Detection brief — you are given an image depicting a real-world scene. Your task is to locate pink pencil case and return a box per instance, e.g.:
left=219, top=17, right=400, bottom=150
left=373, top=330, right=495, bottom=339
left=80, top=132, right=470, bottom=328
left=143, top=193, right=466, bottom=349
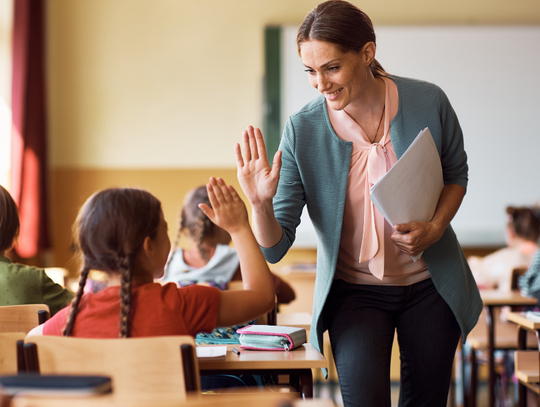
left=236, top=325, right=306, bottom=351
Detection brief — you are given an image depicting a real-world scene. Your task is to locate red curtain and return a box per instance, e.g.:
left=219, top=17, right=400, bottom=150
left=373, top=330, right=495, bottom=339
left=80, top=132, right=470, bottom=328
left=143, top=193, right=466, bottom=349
left=11, top=0, right=49, bottom=259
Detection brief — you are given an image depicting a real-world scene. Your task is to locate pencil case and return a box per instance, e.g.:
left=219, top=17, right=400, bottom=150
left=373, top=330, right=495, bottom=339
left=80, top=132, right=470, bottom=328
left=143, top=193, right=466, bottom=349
left=236, top=325, right=306, bottom=351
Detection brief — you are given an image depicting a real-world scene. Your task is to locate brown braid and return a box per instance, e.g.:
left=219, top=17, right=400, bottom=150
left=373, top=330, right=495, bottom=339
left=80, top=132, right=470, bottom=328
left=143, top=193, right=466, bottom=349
left=118, top=255, right=133, bottom=338
left=167, top=186, right=214, bottom=267
left=193, top=213, right=212, bottom=263
left=63, top=266, right=91, bottom=336
left=165, top=207, right=185, bottom=271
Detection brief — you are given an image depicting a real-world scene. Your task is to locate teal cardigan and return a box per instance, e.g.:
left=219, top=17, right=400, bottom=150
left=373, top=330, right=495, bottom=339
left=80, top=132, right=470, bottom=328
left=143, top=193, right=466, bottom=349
left=261, top=75, right=482, bottom=358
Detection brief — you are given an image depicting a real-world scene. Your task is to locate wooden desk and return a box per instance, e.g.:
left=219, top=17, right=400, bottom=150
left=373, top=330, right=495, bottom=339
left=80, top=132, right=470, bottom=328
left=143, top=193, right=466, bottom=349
left=507, top=312, right=540, bottom=407
left=198, top=344, right=327, bottom=398
left=6, top=390, right=336, bottom=407
left=476, top=290, right=538, bottom=407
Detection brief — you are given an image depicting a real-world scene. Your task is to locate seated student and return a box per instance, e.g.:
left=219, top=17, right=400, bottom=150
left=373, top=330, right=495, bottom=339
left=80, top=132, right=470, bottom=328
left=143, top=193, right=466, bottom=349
left=162, top=185, right=295, bottom=305
left=518, top=249, right=540, bottom=300
left=28, top=178, right=275, bottom=338
left=469, top=206, right=540, bottom=291
left=0, top=185, right=73, bottom=316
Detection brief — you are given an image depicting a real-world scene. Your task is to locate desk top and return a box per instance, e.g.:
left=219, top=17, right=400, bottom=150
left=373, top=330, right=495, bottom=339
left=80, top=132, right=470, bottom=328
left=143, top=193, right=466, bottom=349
left=7, top=390, right=335, bottom=407
left=480, top=290, right=538, bottom=306
left=198, top=343, right=327, bottom=371
left=507, top=312, right=540, bottom=330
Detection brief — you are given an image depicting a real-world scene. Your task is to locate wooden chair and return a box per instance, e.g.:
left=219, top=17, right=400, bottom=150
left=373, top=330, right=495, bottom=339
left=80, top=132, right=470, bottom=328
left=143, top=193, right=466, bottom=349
left=0, top=304, right=50, bottom=375
left=465, top=307, right=537, bottom=407
left=0, top=332, right=26, bottom=374
left=23, top=335, right=200, bottom=399
left=0, top=304, right=50, bottom=333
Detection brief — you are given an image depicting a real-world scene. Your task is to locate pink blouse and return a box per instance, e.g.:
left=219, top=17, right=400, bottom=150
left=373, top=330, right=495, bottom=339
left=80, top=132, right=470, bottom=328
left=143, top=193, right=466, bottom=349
left=329, top=77, right=430, bottom=286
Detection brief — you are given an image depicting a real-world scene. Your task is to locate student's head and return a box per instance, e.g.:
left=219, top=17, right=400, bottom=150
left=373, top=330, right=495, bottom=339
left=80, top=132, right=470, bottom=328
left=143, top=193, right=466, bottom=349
left=170, top=185, right=230, bottom=263
left=296, top=0, right=386, bottom=79
left=0, top=185, right=20, bottom=254
left=506, top=206, right=540, bottom=245
left=65, top=188, right=168, bottom=337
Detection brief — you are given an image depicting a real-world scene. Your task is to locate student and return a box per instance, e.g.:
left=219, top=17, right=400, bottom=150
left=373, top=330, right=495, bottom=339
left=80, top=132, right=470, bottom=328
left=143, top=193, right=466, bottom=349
left=28, top=178, right=275, bottom=337
left=469, top=206, right=540, bottom=291
left=518, top=249, right=540, bottom=301
left=162, top=185, right=295, bottom=305
left=0, top=185, right=73, bottom=316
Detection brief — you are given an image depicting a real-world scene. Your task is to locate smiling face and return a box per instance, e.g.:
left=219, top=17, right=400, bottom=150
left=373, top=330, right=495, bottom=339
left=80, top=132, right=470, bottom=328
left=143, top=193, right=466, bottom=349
left=300, top=40, right=375, bottom=111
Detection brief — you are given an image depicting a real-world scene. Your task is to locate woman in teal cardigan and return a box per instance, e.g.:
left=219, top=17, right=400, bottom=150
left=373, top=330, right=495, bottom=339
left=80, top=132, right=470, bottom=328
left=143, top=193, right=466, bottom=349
left=236, top=1, right=481, bottom=406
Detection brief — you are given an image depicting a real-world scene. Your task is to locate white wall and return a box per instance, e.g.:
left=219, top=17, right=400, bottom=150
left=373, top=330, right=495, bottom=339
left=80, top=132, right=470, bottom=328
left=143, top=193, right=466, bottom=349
left=282, top=25, right=540, bottom=247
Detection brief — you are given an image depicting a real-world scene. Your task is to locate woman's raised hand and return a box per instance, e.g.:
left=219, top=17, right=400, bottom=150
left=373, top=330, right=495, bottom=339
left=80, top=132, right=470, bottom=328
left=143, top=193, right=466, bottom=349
left=199, top=177, right=249, bottom=235
left=235, top=126, right=282, bottom=206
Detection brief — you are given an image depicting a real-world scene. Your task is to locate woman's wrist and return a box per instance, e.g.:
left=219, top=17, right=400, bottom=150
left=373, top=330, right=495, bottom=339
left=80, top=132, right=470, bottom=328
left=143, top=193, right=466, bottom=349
left=251, top=199, right=275, bottom=217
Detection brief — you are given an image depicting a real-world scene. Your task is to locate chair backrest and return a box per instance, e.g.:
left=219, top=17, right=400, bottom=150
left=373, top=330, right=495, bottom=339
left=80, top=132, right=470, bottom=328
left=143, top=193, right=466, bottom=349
left=0, top=332, right=26, bottom=374
left=0, top=304, right=50, bottom=333
left=511, top=267, right=529, bottom=290
left=24, top=335, right=200, bottom=398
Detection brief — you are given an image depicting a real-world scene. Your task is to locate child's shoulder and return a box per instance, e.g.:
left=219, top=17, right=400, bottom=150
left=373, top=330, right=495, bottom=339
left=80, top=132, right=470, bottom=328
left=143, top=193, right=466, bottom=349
left=0, top=258, right=46, bottom=283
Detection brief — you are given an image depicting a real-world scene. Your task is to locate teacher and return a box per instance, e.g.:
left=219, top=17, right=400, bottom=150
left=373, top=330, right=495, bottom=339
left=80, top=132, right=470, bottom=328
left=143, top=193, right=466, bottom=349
left=235, top=1, right=482, bottom=406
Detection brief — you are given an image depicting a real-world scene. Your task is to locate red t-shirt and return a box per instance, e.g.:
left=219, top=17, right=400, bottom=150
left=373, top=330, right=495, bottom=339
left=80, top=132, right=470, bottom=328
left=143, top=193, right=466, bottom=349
left=42, top=282, right=220, bottom=338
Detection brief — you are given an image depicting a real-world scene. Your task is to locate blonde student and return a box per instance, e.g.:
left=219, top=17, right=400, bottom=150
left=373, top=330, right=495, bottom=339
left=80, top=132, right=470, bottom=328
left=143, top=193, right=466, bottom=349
left=28, top=178, right=275, bottom=337
left=0, top=185, right=73, bottom=316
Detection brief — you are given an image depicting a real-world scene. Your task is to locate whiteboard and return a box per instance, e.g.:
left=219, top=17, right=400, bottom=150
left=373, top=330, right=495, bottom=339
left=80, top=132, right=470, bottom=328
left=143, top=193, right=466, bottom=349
left=281, top=25, right=540, bottom=248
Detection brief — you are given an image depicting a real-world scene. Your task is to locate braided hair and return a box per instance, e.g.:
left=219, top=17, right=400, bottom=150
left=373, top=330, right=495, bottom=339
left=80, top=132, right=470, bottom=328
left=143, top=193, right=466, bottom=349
left=64, top=188, right=162, bottom=338
left=166, top=186, right=215, bottom=271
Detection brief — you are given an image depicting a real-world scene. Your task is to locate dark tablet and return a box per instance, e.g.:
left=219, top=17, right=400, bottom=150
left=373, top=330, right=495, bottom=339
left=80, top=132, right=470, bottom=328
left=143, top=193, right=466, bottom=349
left=0, top=374, right=112, bottom=396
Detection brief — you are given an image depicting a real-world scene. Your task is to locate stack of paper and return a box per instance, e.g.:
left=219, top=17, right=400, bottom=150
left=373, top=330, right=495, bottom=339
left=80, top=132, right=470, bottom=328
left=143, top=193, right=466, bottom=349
left=195, top=346, right=227, bottom=359
left=369, top=127, right=443, bottom=261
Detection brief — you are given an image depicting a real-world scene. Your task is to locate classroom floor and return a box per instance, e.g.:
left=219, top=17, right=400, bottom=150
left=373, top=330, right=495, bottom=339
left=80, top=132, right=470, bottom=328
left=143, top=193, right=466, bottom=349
left=313, top=380, right=518, bottom=407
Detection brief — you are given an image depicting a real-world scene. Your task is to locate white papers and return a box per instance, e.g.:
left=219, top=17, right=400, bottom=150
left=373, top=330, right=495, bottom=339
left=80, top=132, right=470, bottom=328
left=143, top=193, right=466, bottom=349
left=369, top=127, right=443, bottom=261
left=195, top=346, right=227, bottom=359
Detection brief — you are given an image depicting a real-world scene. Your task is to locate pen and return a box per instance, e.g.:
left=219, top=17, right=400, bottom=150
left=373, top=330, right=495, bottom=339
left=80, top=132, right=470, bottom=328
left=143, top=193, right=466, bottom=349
left=232, top=347, right=241, bottom=355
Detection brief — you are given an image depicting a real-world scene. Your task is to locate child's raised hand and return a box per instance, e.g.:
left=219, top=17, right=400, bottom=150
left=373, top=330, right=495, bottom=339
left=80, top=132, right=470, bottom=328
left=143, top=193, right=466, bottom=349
left=198, top=177, right=249, bottom=234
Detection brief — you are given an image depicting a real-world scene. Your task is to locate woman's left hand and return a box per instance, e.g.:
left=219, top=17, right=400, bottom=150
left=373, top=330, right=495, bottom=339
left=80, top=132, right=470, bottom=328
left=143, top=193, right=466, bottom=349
left=391, top=184, right=466, bottom=257
left=391, top=221, right=443, bottom=257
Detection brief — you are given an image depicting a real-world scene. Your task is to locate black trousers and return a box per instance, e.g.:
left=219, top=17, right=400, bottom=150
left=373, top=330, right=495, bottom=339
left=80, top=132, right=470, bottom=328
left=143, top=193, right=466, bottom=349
left=322, top=278, right=461, bottom=407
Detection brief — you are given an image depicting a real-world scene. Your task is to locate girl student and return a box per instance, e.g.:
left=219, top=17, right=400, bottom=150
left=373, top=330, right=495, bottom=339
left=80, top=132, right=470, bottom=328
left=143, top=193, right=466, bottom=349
left=469, top=206, right=540, bottom=291
left=28, top=178, right=275, bottom=338
left=162, top=185, right=296, bottom=305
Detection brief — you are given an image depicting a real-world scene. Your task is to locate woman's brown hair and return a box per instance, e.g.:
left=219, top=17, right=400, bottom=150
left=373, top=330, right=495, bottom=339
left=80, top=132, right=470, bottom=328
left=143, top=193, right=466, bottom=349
left=64, top=188, right=162, bottom=338
left=0, top=185, right=20, bottom=253
left=167, top=186, right=214, bottom=270
left=507, top=206, right=540, bottom=243
left=297, top=0, right=387, bottom=78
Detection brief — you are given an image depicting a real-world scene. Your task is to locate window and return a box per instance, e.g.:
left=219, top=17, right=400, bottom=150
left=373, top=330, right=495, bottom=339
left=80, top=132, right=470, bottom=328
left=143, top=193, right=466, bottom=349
left=0, top=0, right=12, bottom=189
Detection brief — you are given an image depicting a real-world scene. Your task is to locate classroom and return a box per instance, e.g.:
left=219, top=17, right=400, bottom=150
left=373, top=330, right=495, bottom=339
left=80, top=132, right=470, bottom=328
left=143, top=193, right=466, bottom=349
left=1, top=0, right=540, bottom=407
